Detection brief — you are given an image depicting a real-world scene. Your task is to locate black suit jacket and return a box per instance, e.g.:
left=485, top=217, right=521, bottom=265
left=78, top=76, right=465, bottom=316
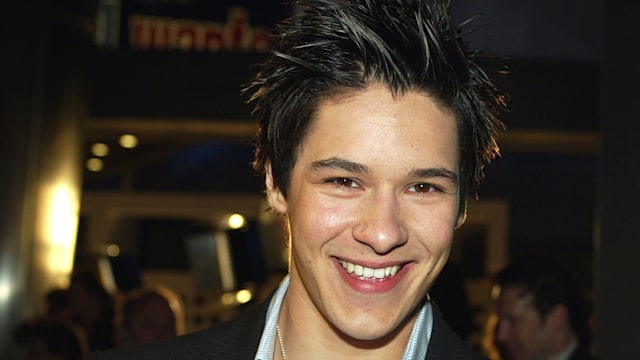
left=91, top=300, right=484, bottom=359
left=569, top=344, right=597, bottom=360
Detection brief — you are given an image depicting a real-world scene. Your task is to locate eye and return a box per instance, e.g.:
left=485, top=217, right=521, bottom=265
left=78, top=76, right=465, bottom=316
left=327, top=177, right=360, bottom=188
left=408, top=183, right=441, bottom=194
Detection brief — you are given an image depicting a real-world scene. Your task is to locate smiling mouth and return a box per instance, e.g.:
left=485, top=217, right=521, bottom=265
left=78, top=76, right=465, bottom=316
left=338, top=259, right=402, bottom=280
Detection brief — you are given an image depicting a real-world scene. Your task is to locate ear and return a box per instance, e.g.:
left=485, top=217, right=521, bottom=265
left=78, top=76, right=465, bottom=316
left=455, top=200, right=467, bottom=229
left=265, top=163, right=288, bottom=214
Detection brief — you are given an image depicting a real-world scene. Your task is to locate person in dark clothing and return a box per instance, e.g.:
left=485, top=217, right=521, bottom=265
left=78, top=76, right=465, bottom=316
left=67, top=269, right=116, bottom=351
left=493, top=253, right=595, bottom=360
left=14, top=318, right=90, bottom=360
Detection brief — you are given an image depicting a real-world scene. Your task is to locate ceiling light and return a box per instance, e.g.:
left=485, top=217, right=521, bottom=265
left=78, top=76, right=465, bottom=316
left=91, top=143, right=110, bottom=157
left=86, top=158, right=104, bottom=172
left=119, top=134, right=138, bottom=148
left=227, top=213, right=246, bottom=229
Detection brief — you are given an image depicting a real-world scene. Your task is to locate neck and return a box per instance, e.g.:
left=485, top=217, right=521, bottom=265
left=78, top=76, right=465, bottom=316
left=277, top=293, right=418, bottom=360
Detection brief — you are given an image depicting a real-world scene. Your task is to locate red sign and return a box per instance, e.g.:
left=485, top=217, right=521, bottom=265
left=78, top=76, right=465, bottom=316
left=129, top=7, right=270, bottom=52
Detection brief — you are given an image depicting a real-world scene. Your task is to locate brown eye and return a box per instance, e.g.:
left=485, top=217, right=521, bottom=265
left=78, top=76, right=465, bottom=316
left=327, top=178, right=359, bottom=188
left=336, top=178, right=357, bottom=187
left=409, top=183, right=441, bottom=194
left=414, top=183, right=429, bottom=192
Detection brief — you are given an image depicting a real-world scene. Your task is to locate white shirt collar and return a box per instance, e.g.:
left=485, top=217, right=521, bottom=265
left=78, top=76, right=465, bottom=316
left=254, top=275, right=432, bottom=360
left=549, top=338, right=579, bottom=360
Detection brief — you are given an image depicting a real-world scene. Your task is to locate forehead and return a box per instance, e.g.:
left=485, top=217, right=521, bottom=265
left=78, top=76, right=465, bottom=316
left=498, top=286, right=538, bottom=316
left=319, top=85, right=454, bottom=121
left=301, top=84, right=457, bottom=160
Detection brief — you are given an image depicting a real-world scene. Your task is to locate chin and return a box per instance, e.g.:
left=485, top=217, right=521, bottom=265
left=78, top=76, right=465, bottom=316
left=331, top=312, right=406, bottom=344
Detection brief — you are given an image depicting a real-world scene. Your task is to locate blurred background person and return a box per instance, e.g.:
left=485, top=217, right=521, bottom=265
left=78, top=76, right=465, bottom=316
left=492, top=253, right=594, bottom=360
left=114, top=286, right=185, bottom=347
left=13, top=318, right=90, bottom=360
left=45, top=288, right=72, bottom=321
left=67, top=269, right=116, bottom=351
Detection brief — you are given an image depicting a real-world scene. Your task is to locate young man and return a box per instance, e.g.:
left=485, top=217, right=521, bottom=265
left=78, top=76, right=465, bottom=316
left=493, top=254, right=594, bottom=360
left=92, top=0, right=504, bottom=358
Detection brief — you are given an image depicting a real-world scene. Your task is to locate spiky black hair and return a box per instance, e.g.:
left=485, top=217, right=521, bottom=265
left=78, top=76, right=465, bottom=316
left=247, top=0, right=506, bottom=207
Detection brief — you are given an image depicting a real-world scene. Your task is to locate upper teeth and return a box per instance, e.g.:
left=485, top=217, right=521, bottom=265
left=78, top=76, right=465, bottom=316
left=340, top=260, right=400, bottom=279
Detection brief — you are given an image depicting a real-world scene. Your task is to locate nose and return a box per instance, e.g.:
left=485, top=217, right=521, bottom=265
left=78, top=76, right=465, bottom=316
left=352, top=191, right=408, bottom=254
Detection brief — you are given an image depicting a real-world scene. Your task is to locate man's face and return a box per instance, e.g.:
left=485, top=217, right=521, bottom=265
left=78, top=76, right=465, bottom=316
left=495, top=286, right=556, bottom=360
left=267, top=84, right=463, bottom=341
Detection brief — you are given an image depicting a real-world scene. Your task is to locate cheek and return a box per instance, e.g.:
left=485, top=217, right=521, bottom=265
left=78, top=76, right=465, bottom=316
left=288, top=198, right=357, bottom=265
left=411, top=208, right=457, bottom=246
left=322, top=202, right=355, bottom=229
left=291, top=199, right=354, bottom=244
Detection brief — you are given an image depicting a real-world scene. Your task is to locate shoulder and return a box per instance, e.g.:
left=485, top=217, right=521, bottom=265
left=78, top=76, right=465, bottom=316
left=90, top=301, right=269, bottom=360
left=426, top=303, right=487, bottom=360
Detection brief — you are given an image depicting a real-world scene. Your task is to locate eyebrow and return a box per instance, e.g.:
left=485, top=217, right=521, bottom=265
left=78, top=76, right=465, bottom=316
left=408, top=167, right=458, bottom=185
left=310, top=157, right=458, bottom=185
left=310, top=157, right=370, bottom=174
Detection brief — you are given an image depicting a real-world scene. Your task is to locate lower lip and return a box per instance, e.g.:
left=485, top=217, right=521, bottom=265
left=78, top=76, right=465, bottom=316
left=333, top=258, right=409, bottom=293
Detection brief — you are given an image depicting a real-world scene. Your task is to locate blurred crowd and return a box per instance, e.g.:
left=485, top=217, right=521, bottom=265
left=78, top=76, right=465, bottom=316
left=13, top=268, right=185, bottom=360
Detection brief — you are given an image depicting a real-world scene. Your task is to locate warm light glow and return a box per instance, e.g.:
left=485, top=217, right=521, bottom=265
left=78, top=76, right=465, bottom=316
left=491, top=284, right=501, bottom=300
left=227, top=213, right=246, bottom=229
left=221, top=292, right=235, bottom=305
left=119, top=134, right=138, bottom=148
left=37, top=183, right=80, bottom=289
left=106, top=244, right=120, bottom=257
left=49, top=188, right=76, bottom=243
left=0, top=280, right=9, bottom=303
left=86, top=158, right=104, bottom=172
left=91, top=142, right=110, bottom=157
left=235, top=289, right=253, bottom=304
